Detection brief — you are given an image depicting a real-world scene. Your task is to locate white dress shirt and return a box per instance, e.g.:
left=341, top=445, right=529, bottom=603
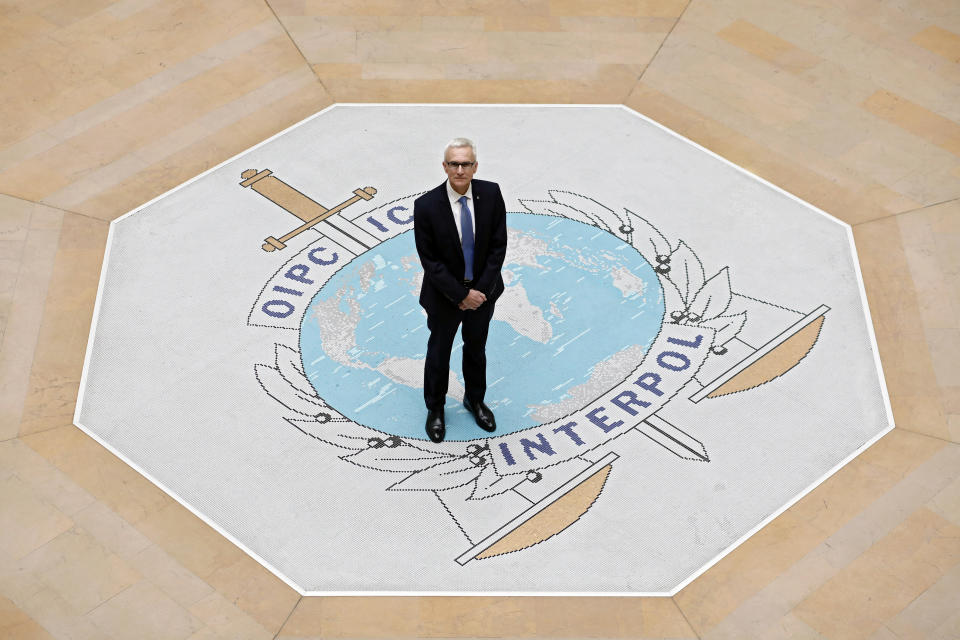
left=446, top=179, right=475, bottom=242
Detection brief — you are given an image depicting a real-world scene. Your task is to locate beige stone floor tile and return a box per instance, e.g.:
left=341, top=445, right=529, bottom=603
left=72, top=79, right=331, bottom=220
left=888, top=395, right=950, bottom=443
left=366, top=59, right=648, bottom=84
left=672, top=507, right=826, bottom=635
left=0, top=197, right=63, bottom=440
left=127, top=544, right=215, bottom=609
left=85, top=580, right=205, bottom=640
left=680, top=0, right=960, bottom=195
left=0, top=2, right=277, bottom=150
left=18, top=212, right=108, bottom=436
left=0, top=439, right=96, bottom=517
left=421, top=16, right=485, bottom=31
left=0, top=34, right=303, bottom=203
left=927, top=328, right=960, bottom=388
left=43, top=66, right=318, bottom=213
left=21, top=426, right=175, bottom=526
left=280, top=13, right=423, bottom=36
left=308, top=62, right=359, bottom=78
left=706, top=610, right=828, bottom=640
left=319, top=72, right=642, bottom=105
left=716, top=18, right=821, bottom=74
left=529, top=596, right=676, bottom=638
left=18, top=527, right=141, bottom=616
left=644, top=21, right=960, bottom=207
left=298, top=0, right=551, bottom=16
left=624, top=83, right=919, bottom=225
left=294, top=27, right=670, bottom=68
left=643, top=597, right=699, bottom=638
left=0, top=474, right=74, bottom=561
left=932, top=611, right=960, bottom=640
left=134, top=501, right=247, bottom=581
left=419, top=596, right=536, bottom=637
left=928, top=199, right=960, bottom=233
left=483, top=15, right=671, bottom=32
left=359, top=63, right=447, bottom=80
left=0, top=592, right=56, bottom=640
left=356, top=30, right=487, bottom=65
left=869, top=624, right=911, bottom=640
left=0, top=20, right=279, bottom=175
left=0, top=65, right=108, bottom=152
left=203, top=553, right=300, bottom=633
left=442, top=61, right=644, bottom=81
left=837, top=137, right=960, bottom=207
left=949, top=413, right=960, bottom=442
left=913, top=25, right=960, bottom=64
left=853, top=216, right=950, bottom=440
left=273, top=597, right=318, bottom=638
left=0, top=8, right=59, bottom=57
left=12, top=585, right=108, bottom=640
left=848, top=428, right=949, bottom=483
left=488, top=31, right=666, bottom=65
left=71, top=500, right=154, bottom=559
left=863, top=89, right=960, bottom=155
left=674, top=429, right=946, bottom=635
left=279, top=16, right=366, bottom=64
left=186, top=627, right=225, bottom=640
left=33, top=0, right=116, bottom=29
left=101, top=12, right=283, bottom=89
left=285, top=596, right=420, bottom=638
left=549, top=0, right=687, bottom=18
left=187, top=590, right=278, bottom=640
left=689, top=438, right=959, bottom=639
left=0, top=544, right=47, bottom=606
left=793, top=507, right=960, bottom=640
left=882, top=552, right=960, bottom=639
left=0, top=200, right=30, bottom=331
left=897, top=205, right=960, bottom=331
left=785, top=429, right=944, bottom=535
left=101, top=0, right=168, bottom=23
left=703, top=0, right=960, bottom=116
left=928, top=471, right=960, bottom=527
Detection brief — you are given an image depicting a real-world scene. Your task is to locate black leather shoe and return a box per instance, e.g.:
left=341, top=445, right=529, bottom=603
left=463, top=397, right=496, bottom=432
left=425, top=409, right=445, bottom=443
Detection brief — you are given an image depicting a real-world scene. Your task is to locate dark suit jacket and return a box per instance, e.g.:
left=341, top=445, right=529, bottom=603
left=413, top=178, right=507, bottom=314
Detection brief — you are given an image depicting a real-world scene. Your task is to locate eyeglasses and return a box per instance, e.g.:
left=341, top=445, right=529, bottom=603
left=445, top=161, right=476, bottom=169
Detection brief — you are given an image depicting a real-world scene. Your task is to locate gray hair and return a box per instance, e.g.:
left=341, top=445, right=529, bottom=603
left=444, top=137, right=477, bottom=159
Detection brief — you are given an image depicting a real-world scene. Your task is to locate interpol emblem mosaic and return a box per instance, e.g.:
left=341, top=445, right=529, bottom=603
left=76, top=105, right=893, bottom=595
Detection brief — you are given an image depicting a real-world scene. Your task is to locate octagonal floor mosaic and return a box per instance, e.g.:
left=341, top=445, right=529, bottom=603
left=75, top=105, right=892, bottom=595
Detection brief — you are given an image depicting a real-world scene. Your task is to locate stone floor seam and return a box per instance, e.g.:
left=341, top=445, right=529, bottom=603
left=890, top=426, right=959, bottom=447
left=671, top=595, right=703, bottom=640
left=0, top=192, right=104, bottom=224
left=262, top=0, right=334, bottom=102
left=272, top=595, right=303, bottom=640
left=848, top=195, right=960, bottom=228
left=632, top=0, right=695, bottom=94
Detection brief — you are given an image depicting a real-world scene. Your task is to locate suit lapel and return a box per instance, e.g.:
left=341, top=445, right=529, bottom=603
left=472, top=182, right=488, bottom=246
left=432, top=182, right=463, bottom=269
left=433, top=181, right=458, bottom=241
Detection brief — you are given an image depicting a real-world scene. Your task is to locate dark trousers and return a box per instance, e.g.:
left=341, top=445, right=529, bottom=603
left=423, top=297, right=497, bottom=412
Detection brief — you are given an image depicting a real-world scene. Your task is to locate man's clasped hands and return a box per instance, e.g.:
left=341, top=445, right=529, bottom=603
left=458, top=289, right=487, bottom=311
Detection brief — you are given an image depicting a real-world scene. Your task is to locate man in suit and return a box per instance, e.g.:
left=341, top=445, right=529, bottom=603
left=414, top=138, right=508, bottom=443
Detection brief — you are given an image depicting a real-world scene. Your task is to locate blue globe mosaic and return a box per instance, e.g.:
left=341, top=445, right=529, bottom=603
left=300, top=213, right=666, bottom=441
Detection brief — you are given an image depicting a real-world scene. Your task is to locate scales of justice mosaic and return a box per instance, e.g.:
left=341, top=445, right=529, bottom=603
left=241, top=166, right=828, bottom=566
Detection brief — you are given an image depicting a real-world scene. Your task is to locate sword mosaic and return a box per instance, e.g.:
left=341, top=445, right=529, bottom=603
left=76, top=105, right=893, bottom=595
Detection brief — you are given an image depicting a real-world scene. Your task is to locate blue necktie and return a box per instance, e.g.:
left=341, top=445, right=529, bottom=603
left=459, top=195, right=474, bottom=281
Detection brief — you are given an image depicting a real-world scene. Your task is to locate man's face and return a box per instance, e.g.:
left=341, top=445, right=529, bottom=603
left=443, top=146, right=478, bottom=195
